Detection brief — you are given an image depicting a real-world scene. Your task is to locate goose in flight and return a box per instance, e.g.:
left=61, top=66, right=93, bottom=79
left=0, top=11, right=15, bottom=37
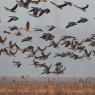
left=0, top=36, right=7, bottom=44
left=38, top=8, right=50, bottom=17
left=15, top=32, right=22, bottom=36
left=89, top=41, right=95, bottom=47
left=16, top=0, right=31, bottom=8
left=40, top=33, right=54, bottom=41
left=50, top=1, right=72, bottom=9
left=77, top=17, right=88, bottom=23
left=9, top=26, right=18, bottom=31
left=29, top=7, right=41, bottom=17
left=4, top=4, right=18, bottom=12
left=65, top=22, right=77, bottom=28
left=35, top=52, right=51, bottom=60
left=8, top=49, right=18, bottom=56
left=3, top=31, right=11, bottom=35
left=12, top=60, right=22, bottom=68
left=33, top=28, right=43, bottom=32
left=0, top=48, right=9, bottom=56
left=84, top=48, right=92, bottom=58
left=8, top=16, right=19, bottom=22
left=47, top=25, right=56, bottom=31
left=73, top=4, right=89, bottom=12
left=48, top=40, right=61, bottom=48
left=21, top=36, right=32, bottom=42
left=41, top=64, right=52, bottom=74
left=37, top=46, right=47, bottom=51
left=53, top=62, right=66, bottom=75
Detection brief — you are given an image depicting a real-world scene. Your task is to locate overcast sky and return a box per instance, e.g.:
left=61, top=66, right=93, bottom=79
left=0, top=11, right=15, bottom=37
left=0, top=0, right=95, bottom=77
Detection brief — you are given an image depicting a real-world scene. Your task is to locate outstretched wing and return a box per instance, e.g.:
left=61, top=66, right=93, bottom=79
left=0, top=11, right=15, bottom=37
left=4, top=7, right=10, bottom=11
left=11, top=4, right=18, bottom=11
left=82, top=4, right=89, bottom=9
left=8, top=18, right=14, bottom=22
left=50, top=1, right=58, bottom=7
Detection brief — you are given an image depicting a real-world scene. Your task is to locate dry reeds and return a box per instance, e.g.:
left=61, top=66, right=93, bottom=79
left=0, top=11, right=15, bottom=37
left=0, top=77, right=95, bottom=95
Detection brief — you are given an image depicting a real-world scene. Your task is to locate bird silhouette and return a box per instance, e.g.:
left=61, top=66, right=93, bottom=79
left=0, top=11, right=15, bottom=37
left=8, top=16, right=19, bottom=22
left=15, top=32, right=22, bottom=36
left=44, top=8, right=50, bottom=14
left=29, top=7, right=41, bottom=17
left=21, top=36, right=32, bottom=42
left=0, top=48, right=9, bottom=55
left=9, top=26, right=18, bottom=31
left=35, top=52, right=51, bottom=60
left=3, top=31, right=11, bottom=35
left=14, top=43, right=21, bottom=51
left=89, top=41, right=95, bottom=47
left=84, top=48, right=92, bottom=58
left=37, top=46, right=47, bottom=51
left=28, top=7, right=41, bottom=12
left=65, top=22, right=77, bottom=28
left=41, top=64, right=52, bottom=74
left=47, top=25, right=56, bottom=31
left=8, top=49, right=18, bottom=56
left=16, top=0, right=31, bottom=8
left=53, top=62, right=66, bottom=75
left=37, top=63, right=47, bottom=68
left=60, top=36, right=76, bottom=41
left=22, top=46, right=34, bottom=53
left=33, top=28, right=43, bottom=32
left=48, top=40, right=61, bottom=48
left=50, top=1, right=72, bottom=9
left=54, top=52, right=73, bottom=58
left=70, top=53, right=84, bottom=60
left=12, top=60, right=22, bottom=68
left=93, top=50, right=95, bottom=56
left=4, top=4, right=18, bottom=12
left=40, top=33, right=54, bottom=41
left=77, top=17, right=88, bottom=23
left=73, top=4, right=89, bottom=12
left=0, top=36, right=7, bottom=44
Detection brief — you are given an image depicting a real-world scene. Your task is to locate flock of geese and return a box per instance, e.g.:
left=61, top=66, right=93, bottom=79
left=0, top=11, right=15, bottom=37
left=0, top=0, right=95, bottom=75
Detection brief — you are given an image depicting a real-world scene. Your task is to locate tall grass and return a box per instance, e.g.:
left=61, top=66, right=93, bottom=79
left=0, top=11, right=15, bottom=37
left=0, top=77, right=95, bottom=95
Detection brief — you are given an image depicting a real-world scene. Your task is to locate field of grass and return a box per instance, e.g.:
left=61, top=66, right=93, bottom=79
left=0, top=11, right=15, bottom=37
left=0, top=77, right=95, bottom=95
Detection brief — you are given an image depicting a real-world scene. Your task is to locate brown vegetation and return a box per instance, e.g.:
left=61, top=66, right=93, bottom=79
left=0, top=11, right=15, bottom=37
left=0, top=77, right=95, bottom=95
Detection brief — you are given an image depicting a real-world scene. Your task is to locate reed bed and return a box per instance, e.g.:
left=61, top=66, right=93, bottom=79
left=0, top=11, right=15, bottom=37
left=0, top=77, right=95, bottom=95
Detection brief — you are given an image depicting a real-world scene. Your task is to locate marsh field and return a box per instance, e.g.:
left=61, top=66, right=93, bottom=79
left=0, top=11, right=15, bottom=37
left=0, top=77, right=95, bottom=95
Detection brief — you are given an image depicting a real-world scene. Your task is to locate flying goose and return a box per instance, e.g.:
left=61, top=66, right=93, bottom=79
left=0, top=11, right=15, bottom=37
left=12, top=60, right=22, bottom=68
left=50, top=1, right=72, bottom=9
left=73, top=4, right=89, bottom=12
left=47, top=25, right=56, bottom=31
left=4, top=4, right=18, bottom=12
left=9, top=26, right=18, bottom=31
left=41, top=64, right=52, bottom=74
left=21, top=36, right=32, bottom=42
left=8, top=16, right=19, bottom=22
left=77, top=17, right=88, bottom=23
left=0, top=36, right=7, bottom=44
left=65, top=22, right=77, bottom=28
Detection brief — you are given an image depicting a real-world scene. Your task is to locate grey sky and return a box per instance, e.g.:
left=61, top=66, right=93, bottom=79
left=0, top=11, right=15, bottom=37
left=0, top=0, right=95, bottom=77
